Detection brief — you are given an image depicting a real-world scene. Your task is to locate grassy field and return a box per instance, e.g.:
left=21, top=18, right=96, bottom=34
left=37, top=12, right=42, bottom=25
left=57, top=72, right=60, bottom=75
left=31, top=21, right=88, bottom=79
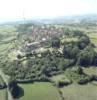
left=0, top=25, right=19, bottom=63
left=19, top=82, right=61, bottom=100
left=61, top=83, right=97, bottom=100
left=61, top=37, right=78, bottom=44
left=88, top=33, right=97, bottom=51
left=0, top=25, right=17, bottom=36
left=0, top=89, right=6, bottom=100
left=51, top=73, right=70, bottom=83
left=52, top=74, right=66, bottom=81
left=88, top=33, right=97, bottom=43
left=83, top=67, right=97, bottom=76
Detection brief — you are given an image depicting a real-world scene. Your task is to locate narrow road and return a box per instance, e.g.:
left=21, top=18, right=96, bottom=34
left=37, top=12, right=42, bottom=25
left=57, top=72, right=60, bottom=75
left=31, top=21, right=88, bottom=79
left=0, top=69, right=13, bottom=100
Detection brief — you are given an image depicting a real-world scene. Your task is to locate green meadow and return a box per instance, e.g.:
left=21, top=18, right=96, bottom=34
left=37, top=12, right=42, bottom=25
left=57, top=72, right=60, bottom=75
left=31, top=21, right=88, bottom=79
left=19, top=82, right=61, bottom=100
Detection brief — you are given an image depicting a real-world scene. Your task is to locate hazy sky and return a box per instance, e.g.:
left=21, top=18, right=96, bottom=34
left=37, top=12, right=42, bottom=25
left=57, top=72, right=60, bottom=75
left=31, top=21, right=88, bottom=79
left=0, top=0, right=97, bottom=23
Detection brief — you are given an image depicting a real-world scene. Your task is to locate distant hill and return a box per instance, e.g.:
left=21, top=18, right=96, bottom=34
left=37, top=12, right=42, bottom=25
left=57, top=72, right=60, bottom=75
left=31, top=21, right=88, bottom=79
left=0, top=14, right=97, bottom=25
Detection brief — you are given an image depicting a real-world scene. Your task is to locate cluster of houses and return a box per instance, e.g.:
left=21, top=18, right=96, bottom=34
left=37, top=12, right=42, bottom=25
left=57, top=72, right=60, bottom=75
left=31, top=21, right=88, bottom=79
left=31, top=25, right=65, bottom=41
left=18, top=25, right=65, bottom=57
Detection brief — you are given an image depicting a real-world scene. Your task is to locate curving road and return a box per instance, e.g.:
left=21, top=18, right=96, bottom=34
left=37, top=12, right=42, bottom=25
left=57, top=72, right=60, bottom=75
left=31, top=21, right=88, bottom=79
left=0, top=69, right=13, bottom=100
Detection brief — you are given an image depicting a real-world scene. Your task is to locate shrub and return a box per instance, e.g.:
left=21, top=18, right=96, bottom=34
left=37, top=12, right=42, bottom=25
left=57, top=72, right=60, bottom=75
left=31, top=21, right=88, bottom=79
left=78, top=35, right=90, bottom=49
left=51, top=37, right=60, bottom=48
left=65, top=67, right=91, bottom=84
left=57, top=78, right=72, bottom=87
left=77, top=46, right=96, bottom=66
left=17, top=54, right=23, bottom=59
left=63, top=43, right=80, bottom=59
left=77, top=76, right=91, bottom=85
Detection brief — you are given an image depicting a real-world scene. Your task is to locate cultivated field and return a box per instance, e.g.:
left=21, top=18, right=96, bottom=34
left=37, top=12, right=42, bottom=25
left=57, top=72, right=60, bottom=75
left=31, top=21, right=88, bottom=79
left=19, top=82, right=61, bottom=100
